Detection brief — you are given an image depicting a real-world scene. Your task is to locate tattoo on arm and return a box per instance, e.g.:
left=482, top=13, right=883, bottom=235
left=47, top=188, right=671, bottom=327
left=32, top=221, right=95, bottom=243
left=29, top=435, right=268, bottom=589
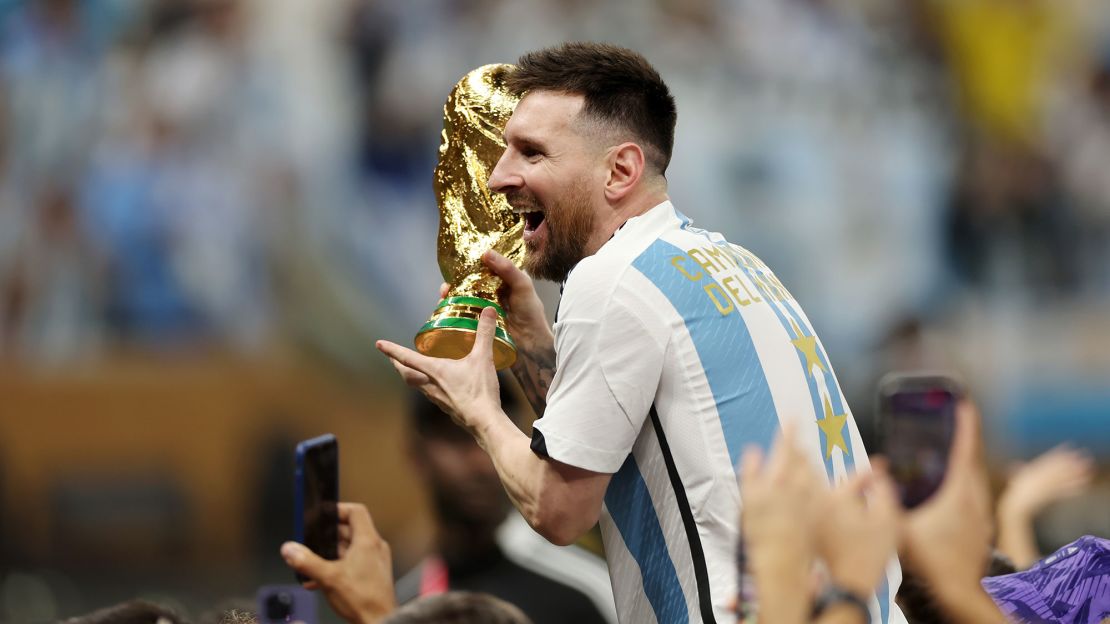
left=511, top=344, right=556, bottom=417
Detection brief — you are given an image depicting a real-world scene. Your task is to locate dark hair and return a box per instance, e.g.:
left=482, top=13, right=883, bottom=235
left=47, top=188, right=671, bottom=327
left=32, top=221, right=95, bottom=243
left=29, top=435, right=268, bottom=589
left=895, top=569, right=946, bottom=624
left=384, top=591, right=532, bottom=624
left=62, top=600, right=188, bottom=624
left=507, top=42, right=677, bottom=174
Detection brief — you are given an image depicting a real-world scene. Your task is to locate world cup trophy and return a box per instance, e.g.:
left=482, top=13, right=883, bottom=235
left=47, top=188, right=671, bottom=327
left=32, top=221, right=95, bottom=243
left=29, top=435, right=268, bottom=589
left=414, top=64, right=522, bottom=370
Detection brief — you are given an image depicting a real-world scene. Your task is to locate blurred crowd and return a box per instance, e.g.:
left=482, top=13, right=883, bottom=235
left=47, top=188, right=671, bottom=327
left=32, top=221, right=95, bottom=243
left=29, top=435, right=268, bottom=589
left=3, top=0, right=1110, bottom=620
left=2, top=0, right=1110, bottom=375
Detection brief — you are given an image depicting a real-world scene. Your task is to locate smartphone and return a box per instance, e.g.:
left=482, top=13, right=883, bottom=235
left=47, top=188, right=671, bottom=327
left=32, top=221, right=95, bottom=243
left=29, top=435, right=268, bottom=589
left=877, top=373, right=961, bottom=508
left=256, top=585, right=317, bottom=624
left=294, top=433, right=339, bottom=582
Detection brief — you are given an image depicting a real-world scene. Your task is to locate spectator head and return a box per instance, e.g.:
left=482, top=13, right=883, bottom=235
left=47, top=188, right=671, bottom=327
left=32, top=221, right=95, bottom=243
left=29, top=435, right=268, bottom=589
left=61, top=600, right=187, bottom=624
left=196, top=598, right=258, bottom=624
left=383, top=591, right=532, bottom=624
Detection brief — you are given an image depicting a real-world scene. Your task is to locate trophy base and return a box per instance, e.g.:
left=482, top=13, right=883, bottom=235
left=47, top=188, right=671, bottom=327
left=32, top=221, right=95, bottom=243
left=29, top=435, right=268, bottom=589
left=415, top=296, right=517, bottom=370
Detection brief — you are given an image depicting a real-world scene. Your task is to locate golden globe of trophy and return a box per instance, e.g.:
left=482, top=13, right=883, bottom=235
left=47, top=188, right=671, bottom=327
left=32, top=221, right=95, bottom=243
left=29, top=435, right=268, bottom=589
left=414, top=64, right=522, bottom=370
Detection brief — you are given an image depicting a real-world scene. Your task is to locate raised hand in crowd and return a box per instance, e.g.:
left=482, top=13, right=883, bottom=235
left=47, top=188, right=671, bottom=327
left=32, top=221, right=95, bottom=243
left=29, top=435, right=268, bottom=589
left=739, top=424, right=826, bottom=624
left=281, top=503, right=396, bottom=624
left=900, top=401, right=1008, bottom=624
left=739, top=424, right=902, bottom=624
left=814, top=462, right=901, bottom=615
left=996, top=444, right=1095, bottom=569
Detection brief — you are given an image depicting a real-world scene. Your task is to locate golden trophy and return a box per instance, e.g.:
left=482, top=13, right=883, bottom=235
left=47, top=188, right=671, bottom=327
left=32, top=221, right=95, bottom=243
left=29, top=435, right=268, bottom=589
left=414, top=64, right=522, bottom=370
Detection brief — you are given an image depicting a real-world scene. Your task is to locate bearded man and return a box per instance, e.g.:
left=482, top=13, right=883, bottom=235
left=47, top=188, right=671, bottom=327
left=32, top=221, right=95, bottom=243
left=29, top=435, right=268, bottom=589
left=378, top=42, right=905, bottom=624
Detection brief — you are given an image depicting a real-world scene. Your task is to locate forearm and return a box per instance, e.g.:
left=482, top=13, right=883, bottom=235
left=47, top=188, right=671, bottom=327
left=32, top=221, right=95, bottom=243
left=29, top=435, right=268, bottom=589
left=815, top=606, right=869, bottom=624
left=474, top=413, right=546, bottom=522
left=472, top=410, right=596, bottom=545
left=747, top=545, right=812, bottom=624
left=931, top=581, right=1008, bottom=624
left=996, top=500, right=1040, bottom=569
left=510, top=335, right=556, bottom=417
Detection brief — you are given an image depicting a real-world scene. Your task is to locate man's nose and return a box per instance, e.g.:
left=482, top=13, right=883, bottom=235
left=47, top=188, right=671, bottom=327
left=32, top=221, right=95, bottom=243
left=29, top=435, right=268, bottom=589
left=487, top=150, right=518, bottom=194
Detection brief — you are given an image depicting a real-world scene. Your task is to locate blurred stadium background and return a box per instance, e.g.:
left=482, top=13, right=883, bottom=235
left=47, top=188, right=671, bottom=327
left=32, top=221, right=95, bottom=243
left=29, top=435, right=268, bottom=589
left=1, top=0, right=1109, bottom=620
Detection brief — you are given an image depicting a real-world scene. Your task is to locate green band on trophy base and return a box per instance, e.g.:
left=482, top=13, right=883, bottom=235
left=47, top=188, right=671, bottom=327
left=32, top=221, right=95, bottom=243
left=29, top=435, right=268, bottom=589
left=417, top=317, right=515, bottom=348
left=435, top=296, right=507, bottom=318
left=415, top=296, right=517, bottom=370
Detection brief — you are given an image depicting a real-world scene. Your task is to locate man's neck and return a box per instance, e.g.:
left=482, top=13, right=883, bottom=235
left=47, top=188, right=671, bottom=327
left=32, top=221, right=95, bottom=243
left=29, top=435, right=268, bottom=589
left=588, top=188, right=670, bottom=255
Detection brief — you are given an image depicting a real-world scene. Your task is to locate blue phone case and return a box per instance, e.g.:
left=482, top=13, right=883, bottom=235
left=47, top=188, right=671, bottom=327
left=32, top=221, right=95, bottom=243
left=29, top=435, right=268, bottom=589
left=293, top=433, right=338, bottom=575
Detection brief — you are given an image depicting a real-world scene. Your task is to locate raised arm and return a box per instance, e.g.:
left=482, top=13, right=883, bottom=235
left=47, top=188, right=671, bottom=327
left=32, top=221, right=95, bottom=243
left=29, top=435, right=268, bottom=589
left=477, top=404, right=610, bottom=545
left=901, top=402, right=1008, bottom=624
left=996, top=444, right=1094, bottom=569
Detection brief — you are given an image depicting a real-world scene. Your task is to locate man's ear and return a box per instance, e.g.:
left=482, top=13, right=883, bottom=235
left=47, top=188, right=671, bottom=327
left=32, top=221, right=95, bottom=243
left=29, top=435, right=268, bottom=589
left=604, top=142, right=646, bottom=203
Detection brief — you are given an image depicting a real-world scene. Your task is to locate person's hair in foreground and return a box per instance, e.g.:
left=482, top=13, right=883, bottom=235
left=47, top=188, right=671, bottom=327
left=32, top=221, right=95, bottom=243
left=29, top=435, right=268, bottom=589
left=383, top=591, right=533, bottom=624
left=505, top=41, right=677, bottom=174
left=61, top=600, right=188, bottom=624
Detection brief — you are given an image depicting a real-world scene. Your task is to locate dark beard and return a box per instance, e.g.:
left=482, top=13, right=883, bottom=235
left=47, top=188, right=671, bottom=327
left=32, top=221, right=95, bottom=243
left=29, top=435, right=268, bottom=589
left=519, top=182, right=595, bottom=283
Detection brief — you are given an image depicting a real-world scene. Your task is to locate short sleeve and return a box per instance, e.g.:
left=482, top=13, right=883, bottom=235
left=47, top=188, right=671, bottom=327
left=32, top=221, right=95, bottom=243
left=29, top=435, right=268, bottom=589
left=532, top=281, right=667, bottom=473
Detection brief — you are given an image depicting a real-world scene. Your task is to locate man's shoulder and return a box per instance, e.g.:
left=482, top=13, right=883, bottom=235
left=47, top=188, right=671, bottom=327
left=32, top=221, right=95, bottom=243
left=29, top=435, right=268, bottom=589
left=562, top=251, right=633, bottom=309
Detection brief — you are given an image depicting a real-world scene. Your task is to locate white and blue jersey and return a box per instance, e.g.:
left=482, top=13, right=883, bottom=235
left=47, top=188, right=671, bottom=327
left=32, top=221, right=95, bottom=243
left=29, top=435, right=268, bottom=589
left=530, top=201, right=905, bottom=624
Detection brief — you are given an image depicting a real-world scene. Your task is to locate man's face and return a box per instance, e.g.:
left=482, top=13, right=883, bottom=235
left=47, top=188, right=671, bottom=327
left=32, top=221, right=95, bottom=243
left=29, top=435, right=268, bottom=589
left=489, top=91, right=605, bottom=282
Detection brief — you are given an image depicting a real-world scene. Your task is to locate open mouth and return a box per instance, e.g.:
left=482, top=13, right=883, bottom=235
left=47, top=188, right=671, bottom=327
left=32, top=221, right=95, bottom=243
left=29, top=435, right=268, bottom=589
left=523, top=210, right=545, bottom=233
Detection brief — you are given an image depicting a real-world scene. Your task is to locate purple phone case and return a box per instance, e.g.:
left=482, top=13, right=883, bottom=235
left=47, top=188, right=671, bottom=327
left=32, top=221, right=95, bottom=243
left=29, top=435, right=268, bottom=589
left=256, top=585, right=317, bottom=624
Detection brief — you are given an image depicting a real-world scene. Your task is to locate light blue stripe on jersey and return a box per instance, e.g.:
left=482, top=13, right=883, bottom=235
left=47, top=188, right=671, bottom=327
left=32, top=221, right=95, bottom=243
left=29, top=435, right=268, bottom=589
left=606, top=456, right=689, bottom=623
left=672, top=209, right=889, bottom=623
left=876, top=577, right=890, bottom=624
left=759, top=271, right=858, bottom=475
left=725, top=251, right=880, bottom=620
left=726, top=253, right=837, bottom=478
left=631, top=239, right=780, bottom=466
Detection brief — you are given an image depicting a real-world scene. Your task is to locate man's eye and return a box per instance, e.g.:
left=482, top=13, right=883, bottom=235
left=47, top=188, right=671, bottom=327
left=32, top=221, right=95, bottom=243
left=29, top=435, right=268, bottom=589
left=521, top=147, right=543, bottom=159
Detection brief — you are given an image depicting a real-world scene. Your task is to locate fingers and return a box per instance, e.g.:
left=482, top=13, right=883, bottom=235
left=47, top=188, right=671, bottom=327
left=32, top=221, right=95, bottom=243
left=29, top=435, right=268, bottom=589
left=483, top=250, right=530, bottom=289
left=390, top=357, right=431, bottom=387
left=339, top=502, right=381, bottom=544
left=376, top=340, right=436, bottom=376
left=281, top=541, right=332, bottom=585
left=739, top=445, right=764, bottom=486
left=949, top=400, right=983, bottom=475
left=839, top=469, right=875, bottom=498
left=938, top=401, right=991, bottom=519
left=765, top=420, right=802, bottom=478
left=468, top=307, right=497, bottom=362
left=868, top=466, right=902, bottom=517
left=439, top=282, right=451, bottom=299
left=1040, top=446, right=1094, bottom=474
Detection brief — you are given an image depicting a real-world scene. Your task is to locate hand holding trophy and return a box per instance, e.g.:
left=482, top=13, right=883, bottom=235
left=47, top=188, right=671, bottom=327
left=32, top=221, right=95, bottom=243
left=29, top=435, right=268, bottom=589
left=414, top=64, right=522, bottom=370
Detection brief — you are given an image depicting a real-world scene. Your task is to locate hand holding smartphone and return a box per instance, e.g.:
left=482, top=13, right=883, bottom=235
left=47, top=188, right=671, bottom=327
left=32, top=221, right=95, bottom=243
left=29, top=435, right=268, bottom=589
left=295, top=434, right=339, bottom=583
left=878, top=373, right=962, bottom=508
